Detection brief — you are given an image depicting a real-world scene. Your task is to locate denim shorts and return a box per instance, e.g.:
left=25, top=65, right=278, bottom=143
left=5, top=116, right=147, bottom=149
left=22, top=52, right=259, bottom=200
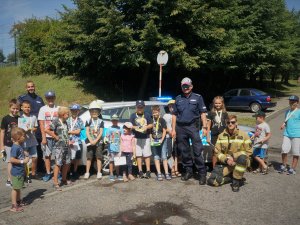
left=162, top=137, right=172, bottom=158
left=4, top=146, right=11, bottom=163
left=253, top=148, right=266, bottom=159
left=24, top=146, right=37, bottom=158
left=151, top=140, right=167, bottom=160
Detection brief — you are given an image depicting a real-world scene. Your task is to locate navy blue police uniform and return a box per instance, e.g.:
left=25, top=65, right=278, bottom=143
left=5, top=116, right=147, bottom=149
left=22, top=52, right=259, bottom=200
left=18, top=93, right=44, bottom=117
left=173, top=92, right=207, bottom=175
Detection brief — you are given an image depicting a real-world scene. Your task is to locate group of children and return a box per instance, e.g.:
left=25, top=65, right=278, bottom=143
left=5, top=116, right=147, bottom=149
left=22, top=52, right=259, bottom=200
left=1, top=86, right=299, bottom=212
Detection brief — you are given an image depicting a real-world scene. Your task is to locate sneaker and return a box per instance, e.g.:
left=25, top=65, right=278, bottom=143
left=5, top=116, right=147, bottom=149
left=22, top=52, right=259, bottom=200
left=42, top=173, right=52, bottom=182
left=145, top=171, right=151, bottom=179
left=109, top=175, right=115, bottom=181
left=128, top=174, right=135, bottom=181
left=26, top=176, right=32, bottom=184
left=287, top=168, right=296, bottom=175
left=97, top=172, right=102, bottom=180
left=84, top=173, right=90, bottom=180
left=123, top=175, right=129, bottom=182
left=6, top=180, right=12, bottom=187
left=278, top=165, right=287, bottom=174
left=117, top=175, right=123, bottom=181
left=138, top=171, right=144, bottom=179
left=262, top=166, right=268, bottom=175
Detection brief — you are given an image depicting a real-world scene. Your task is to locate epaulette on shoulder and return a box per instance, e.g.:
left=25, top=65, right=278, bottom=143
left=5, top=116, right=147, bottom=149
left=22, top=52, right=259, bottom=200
left=175, top=94, right=181, bottom=99
left=19, top=94, right=26, bottom=99
left=194, top=93, right=201, bottom=97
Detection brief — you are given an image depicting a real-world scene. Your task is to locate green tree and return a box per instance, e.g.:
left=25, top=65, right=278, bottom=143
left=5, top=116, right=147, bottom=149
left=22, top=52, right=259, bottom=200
left=0, top=49, right=5, bottom=63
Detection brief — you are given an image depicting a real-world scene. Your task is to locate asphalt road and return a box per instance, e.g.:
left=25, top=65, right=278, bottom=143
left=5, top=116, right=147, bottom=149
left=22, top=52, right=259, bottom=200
left=0, top=108, right=299, bottom=225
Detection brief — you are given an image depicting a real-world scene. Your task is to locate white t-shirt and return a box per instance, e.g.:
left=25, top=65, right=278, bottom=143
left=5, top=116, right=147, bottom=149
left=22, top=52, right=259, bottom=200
left=163, top=113, right=172, bottom=138
left=253, top=122, right=271, bottom=149
left=38, top=105, right=59, bottom=138
left=18, top=114, right=38, bottom=148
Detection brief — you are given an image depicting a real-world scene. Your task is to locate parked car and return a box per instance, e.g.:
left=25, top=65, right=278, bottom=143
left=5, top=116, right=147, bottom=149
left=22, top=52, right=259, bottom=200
left=223, top=88, right=276, bottom=113
left=78, top=100, right=255, bottom=173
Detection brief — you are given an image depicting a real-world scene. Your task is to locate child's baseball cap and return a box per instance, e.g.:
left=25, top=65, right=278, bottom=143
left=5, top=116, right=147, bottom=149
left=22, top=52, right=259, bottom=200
left=289, top=95, right=299, bottom=101
left=167, top=99, right=175, bottom=105
left=45, top=91, right=55, bottom=98
left=181, top=77, right=192, bottom=86
left=123, top=122, right=133, bottom=129
left=70, top=104, right=81, bottom=110
left=111, top=114, right=119, bottom=121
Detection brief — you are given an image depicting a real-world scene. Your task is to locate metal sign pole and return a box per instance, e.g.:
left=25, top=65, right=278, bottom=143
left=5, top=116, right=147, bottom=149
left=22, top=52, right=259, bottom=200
left=159, top=64, right=162, bottom=97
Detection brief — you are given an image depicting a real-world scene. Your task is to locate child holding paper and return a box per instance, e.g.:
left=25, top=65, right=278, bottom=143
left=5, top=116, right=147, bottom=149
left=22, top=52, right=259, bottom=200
left=120, top=122, right=136, bottom=182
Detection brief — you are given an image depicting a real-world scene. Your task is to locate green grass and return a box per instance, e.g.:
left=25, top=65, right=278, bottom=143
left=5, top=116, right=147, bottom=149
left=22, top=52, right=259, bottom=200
left=0, top=66, right=97, bottom=119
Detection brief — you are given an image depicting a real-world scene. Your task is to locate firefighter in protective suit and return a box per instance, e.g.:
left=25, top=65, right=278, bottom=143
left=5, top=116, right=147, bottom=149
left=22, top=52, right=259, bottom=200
left=207, top=115, right=252, bottom=192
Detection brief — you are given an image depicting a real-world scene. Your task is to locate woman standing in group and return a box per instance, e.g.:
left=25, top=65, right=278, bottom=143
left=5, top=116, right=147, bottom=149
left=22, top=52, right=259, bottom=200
left=207, top=96, right=229, bottom=168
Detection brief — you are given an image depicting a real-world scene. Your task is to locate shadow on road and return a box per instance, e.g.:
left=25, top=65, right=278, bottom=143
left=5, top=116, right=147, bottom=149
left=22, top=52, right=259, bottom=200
left=65, top=202, right=204, bottom=225
left=23, top=189, right=47, bottom=204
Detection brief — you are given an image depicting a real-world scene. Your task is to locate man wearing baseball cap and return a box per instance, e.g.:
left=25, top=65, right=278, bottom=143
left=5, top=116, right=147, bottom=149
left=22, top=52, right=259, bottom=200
left=279, top=95, right=300, bottom=175
left=171, top=77, right=208, bottom=185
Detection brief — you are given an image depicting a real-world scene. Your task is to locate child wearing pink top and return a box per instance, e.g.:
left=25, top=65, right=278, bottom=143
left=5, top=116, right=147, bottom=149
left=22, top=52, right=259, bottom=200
left=120, top=122, right=136, bottom=182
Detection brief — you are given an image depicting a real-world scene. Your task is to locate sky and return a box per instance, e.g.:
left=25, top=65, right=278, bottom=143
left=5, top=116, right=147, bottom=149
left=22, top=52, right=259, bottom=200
left=0, top=0, right=300, bottom=58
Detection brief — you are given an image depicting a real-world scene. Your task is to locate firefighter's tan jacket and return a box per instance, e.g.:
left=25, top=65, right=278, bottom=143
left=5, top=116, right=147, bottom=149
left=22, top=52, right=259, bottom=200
left=214, top=128, right=252, bottom=164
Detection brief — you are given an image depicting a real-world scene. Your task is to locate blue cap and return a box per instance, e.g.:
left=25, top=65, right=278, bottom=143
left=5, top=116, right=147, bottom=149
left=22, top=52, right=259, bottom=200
left=289, top=95, right=299, bottom=101
left=45, top=91, right=55, bottom=98
left=136, top=100, right=145, bottom=107
left=70, top=104, right=81, bottom=110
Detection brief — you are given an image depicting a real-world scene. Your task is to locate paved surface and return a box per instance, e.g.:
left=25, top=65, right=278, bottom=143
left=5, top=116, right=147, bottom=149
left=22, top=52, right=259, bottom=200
left=0, top=96, right=299, bottom=225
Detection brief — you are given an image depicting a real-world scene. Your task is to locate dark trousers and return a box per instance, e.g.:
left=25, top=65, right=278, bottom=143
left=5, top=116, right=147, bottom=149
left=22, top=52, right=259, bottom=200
left=36, top=138, right=45, bottom=173
left=121, top=152, right=133, bottom=175
left=176, top=124, right=206, bottom=175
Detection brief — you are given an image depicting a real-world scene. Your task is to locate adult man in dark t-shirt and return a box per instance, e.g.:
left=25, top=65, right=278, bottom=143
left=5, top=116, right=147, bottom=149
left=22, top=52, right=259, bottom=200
left=18, top=81, right=45, bottom=174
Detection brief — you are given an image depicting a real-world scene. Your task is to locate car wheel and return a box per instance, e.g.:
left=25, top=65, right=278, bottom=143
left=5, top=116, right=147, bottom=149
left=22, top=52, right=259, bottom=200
left=250, top=102, right=261, bottom=113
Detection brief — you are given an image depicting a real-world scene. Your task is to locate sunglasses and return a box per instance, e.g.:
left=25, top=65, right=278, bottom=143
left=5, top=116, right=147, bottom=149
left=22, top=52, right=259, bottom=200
left=181, top=84, right=191, bottom=89
left=227, top=121, right=236, bottom=125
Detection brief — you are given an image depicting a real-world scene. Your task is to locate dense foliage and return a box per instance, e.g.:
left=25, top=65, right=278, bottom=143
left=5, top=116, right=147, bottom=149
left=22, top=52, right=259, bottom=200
left=13, top=0, right=300, bottom=100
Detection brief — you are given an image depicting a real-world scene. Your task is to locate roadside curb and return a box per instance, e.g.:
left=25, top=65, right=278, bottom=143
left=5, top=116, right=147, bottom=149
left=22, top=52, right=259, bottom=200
left=0, top=178, right=99, bottom=214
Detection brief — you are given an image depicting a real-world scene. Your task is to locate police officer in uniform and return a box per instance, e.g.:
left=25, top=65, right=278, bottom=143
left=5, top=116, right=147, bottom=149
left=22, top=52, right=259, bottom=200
left=171, top=77, right=208, bottom=185
left=207, top=115, right=252, bottom=192
left=18, top=81, right=45, bottom=174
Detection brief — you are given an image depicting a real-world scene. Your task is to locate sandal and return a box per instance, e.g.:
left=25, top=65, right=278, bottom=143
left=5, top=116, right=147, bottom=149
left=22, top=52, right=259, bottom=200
left=171, top=171, right=177, bottom=178
left=10, top=204, right=23, bottom=212
left=17, top=200, right=28, bottom=207
left=175, top=171, right=182, bottom=177
left=157, top=173, right=163, bottom=181
left=61, top=180, right=73, bottom=186
left=262, top=167, right=268, bottom=175
left=252, top=168, right=261, bottom=174
left=53, top=183, right=62, bottom=191
left=165, top=173, right=172, bottom=180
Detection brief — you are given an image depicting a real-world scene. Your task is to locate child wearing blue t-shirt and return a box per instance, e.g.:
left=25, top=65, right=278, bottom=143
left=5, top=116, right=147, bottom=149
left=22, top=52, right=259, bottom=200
left=10, top=128, right=28, bottom=212
left=106, top=114, right=122, bottom=181
left=279, top=95, right=300, bottom=175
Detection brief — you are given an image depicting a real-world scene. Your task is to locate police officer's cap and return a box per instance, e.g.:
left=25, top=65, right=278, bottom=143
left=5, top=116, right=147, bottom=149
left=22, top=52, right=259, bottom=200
left=181, top=77, right=192, bottom=86
left=70, top=104, right=81, bottom=110
left=289, top=95, right=299, bottom=101
left=45, top=91, right=55, bottom=98
left=136, top=100, right=145, bottom=107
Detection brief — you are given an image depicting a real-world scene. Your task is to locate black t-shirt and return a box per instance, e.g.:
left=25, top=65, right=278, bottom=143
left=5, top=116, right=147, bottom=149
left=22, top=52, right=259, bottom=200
left=151, top=117, right=167, bottom=139
left=130, top=112, right=153, bottom=139
left=1, top=115, right=19, bottom=147
left=207, top=111, right=228, bottom=136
